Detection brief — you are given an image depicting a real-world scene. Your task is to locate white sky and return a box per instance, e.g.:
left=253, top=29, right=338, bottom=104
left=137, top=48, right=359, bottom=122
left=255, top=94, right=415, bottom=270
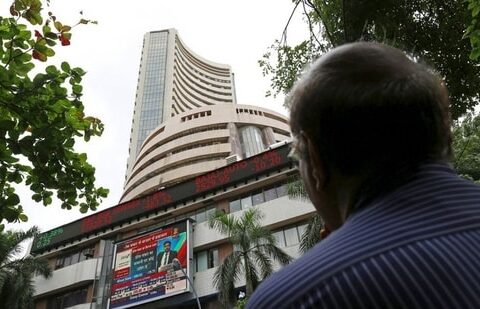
left=4, top=0, right=309, bottom=233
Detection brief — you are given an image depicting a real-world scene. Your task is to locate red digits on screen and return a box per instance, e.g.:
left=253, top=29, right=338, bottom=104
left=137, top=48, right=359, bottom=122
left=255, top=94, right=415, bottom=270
left=252, top=150, right=282, bottom=172
left=144, top=191, right=173, bottom=210
left=81, top=211, right=112, bottom=233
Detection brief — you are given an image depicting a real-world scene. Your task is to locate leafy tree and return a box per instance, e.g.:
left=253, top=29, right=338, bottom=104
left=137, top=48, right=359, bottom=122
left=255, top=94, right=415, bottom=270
left=465, top=0, right=480, bottom=60
left=208, top=208, right=292, bottom=307
left=0, top=226, right=51, bottom=309
left=452, top=112, right=480, bottom=183
left=0, top=0, right=108, bottom=228
left=260, top=0, right=480, bottom=119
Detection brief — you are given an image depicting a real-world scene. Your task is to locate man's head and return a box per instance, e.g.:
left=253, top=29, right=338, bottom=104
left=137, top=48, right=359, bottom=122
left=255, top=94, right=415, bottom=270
left=163, top=240, right=171, bottom=252
left=288, top=42, right=452, bottom=228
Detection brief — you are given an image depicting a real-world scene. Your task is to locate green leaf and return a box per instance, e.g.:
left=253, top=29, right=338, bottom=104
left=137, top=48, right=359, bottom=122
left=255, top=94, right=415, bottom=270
left=72, top=84, right=82, bottom=94
left=61, top=61, right=71, bottom=72
left=44, top=47, right=55, bottom=57
left=45, top=38, right=56, bottom=46
left=45, top=32, right=58, bottom=40
left=45, top=65, right=58, bottom=75
left=54, top=21, right=63, bottom=31
left=32, top=193, right=42, bottom=202
left=43, top=196, right=52, bottom=206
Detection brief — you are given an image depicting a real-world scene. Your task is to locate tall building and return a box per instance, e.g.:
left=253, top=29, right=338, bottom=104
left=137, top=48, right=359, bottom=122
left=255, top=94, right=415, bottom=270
left=126, top=29, right=236, bottom=180
left=30, top=30, right=314, bottom=309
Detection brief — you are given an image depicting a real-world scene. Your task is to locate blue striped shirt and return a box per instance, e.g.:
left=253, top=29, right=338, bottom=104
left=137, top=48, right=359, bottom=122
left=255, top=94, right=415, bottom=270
left=247, top=163, right=480, bottom=308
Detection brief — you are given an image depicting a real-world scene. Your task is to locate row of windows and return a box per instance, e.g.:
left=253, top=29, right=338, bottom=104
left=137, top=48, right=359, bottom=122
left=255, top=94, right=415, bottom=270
left=125, top=155, right=228, bottom=196
left=181, top=110, right=212, bottom=122
left=171, top=139, right=228, bottom=156
left=175, top=39, right=231, bottom=78
left=174, top=59, right=233, bottom=95
left=132, top=138, right=229, bottom=185
left=132, top=123, right=228, bottom=173
left=193, top=226, right=308, bottom=273
left=173, top=76, right=231, bottom=110
left=236, top=108, right=262, bottom=116
left=55, top=246, right=95, bottom=270
left=172, top=85, right=203, bottom=114
left=272, top=223, right=308, bottom=248
left=229, top=183, right=288, bottom=213
left=173, top=57, right=232, bottom=94
left=136, top=37, right=168, bottom=154
left=47, top=287, right=88, bottom=309
left=263, top=112, right=288, bottom=125
left=174, top=69, right=232, bottom=104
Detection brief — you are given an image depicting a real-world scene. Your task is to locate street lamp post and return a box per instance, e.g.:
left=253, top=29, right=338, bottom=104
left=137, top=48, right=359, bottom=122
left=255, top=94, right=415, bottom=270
left=172, top=258, right=201, bottom=309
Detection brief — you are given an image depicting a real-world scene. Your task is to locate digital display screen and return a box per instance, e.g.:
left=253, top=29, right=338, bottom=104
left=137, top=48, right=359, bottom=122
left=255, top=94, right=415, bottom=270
left=109, top=221, right=191, bottom=309
left=31, top=145, right=291, bottom=254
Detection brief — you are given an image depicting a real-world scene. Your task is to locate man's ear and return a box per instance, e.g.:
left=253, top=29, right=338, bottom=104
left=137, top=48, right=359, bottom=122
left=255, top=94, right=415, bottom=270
left=304, top=135, right=325, bottom=190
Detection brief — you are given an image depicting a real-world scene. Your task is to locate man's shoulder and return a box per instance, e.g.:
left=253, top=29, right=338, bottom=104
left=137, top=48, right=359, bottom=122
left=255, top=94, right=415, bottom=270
left=247, top=166, right=480, bottom=308
left=248, top=228, right=480, bottom=308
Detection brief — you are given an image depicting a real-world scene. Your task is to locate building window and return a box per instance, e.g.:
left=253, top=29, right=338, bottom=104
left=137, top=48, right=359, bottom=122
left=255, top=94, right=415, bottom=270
left=229, top=199, right=241, bottom=213
left=54, top=246, right=95, bottom=270
left=264, top=187, right=277, bottom=202
left=276, top=184, right=288, bottom=198
left=228, top=183, right=288, bottom=214
left=190, top=206, right=217, bottom=224
left=272, top=230, right=286, bottom=247
left=252, top=191, right=265, bottom=206
left=194, top=248, right=219, bottom=272
left=47, top=287, right=88, bottom=309
left=240, top=196, right=253, bottom=209
left=284, top=226, right=300, bottom=247
left=272, top=222, right=308, bottom=248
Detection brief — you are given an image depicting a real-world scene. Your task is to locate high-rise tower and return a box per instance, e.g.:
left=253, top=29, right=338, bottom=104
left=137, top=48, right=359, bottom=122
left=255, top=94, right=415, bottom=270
left=126, top=29, right=236, bottom=180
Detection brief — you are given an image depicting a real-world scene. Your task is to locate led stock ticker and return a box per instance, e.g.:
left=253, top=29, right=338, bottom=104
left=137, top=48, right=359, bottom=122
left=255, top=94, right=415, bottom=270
left=31, top=145, right=291, bottom=254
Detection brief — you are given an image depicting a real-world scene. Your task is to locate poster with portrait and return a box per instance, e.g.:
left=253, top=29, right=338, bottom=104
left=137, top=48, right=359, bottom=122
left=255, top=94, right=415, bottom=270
left=109, top=220, right=190, bottom=309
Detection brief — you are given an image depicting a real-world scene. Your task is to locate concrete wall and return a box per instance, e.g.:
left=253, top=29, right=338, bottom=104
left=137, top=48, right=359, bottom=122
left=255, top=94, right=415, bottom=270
left=33, top=258, right=101, bottom=297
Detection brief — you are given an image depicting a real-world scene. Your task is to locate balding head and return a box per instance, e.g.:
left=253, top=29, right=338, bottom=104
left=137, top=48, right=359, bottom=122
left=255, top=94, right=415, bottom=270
left=289, top=42, right=452, bottom=203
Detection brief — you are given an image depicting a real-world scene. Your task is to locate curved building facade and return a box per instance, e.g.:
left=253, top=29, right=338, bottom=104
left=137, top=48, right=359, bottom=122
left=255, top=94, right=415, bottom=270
left=126, top=29, right=236, bottom=178
left=121, top=104, right=291, bottom=202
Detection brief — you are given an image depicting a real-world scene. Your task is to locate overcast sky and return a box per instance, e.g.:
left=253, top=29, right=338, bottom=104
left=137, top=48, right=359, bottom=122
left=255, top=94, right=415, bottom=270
left=4, top=0, right=308, bottom=233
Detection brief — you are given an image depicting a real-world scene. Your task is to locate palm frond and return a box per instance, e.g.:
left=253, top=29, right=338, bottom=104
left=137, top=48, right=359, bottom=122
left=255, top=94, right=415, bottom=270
left=287, top=174, right=309, bottom=200
left=243, top=254, right=260, bottom=296
left=259, top=243, right=293, bottom=266
left=213, top=251, right=243, bottom=306
left=252, top=249, right=274, bottom=280
left=0, top=226, right=49, bottom=309
left=299, top=213, right=324, bottom=253
left=209, top=210, right=238, bottom=237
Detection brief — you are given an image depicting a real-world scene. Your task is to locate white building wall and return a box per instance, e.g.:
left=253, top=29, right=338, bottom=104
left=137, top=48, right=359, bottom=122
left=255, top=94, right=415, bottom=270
left=194, top=196, right=315, bottom=247
left=33, top=258, right=101, bottom=297
left=33, top=196, right=314, bottom=300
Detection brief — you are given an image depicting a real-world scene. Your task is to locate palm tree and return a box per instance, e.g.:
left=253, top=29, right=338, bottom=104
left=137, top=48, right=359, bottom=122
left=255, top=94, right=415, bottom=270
left=0, top=226, right=51, bottom=309
left=287, top=174, right=325, bottom=253
left=208, top=208, right=292, bottom=306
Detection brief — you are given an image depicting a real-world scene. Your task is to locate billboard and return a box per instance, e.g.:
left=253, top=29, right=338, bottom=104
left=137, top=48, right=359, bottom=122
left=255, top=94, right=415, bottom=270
left=108, top=221, right=191, bottom=309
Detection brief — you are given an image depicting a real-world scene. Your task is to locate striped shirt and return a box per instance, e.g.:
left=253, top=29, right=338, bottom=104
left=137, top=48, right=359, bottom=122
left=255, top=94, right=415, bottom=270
left=247, top=163, right=480, bottom=308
